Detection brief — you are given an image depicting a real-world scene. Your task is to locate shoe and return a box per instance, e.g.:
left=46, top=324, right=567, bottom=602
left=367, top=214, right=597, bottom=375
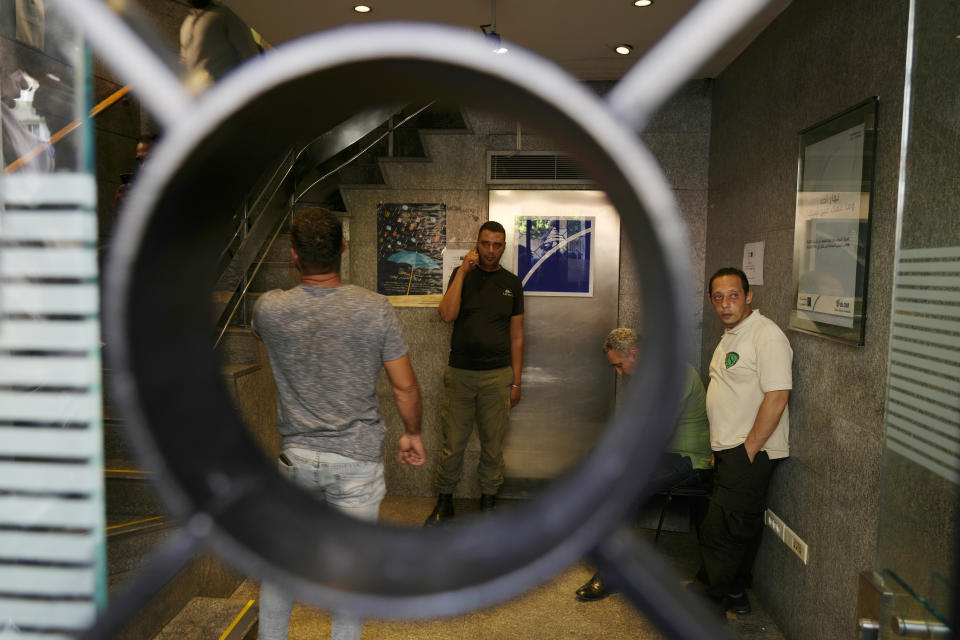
left=423, top=493, right=454, bottom=527
left=480, top=494, right=497, bottom=512
left=726, top=591, right=751, bottom=614
left=684, top=581, right=727, bottom=620
left=575, top=573, right=615, bottom=602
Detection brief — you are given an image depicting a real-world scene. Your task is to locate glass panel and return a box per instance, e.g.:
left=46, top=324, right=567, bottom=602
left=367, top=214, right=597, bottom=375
left=874, top=0, right=960, bottom=635
left=0, top=1, right=105, bottom=634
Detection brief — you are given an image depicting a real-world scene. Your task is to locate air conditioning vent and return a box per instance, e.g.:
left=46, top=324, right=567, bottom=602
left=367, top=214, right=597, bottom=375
left=487, top=152, right=593, bottom=184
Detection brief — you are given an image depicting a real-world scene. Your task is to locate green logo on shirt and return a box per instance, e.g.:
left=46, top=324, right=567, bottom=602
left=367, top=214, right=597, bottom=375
left=725, top=352, right=740, bottom=368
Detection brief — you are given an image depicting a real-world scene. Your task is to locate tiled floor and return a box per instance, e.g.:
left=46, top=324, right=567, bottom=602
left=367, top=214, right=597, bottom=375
left=234, top=496, right=786, bottom=640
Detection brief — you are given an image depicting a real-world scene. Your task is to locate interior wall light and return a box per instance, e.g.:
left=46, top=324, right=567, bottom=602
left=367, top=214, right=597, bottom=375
left=615, top=44, right=633, bottom=55
left=480, top=0, right=508, bottom=54
left=353, top=5, right=372, bottom=13
left=634, top=0, right=653, bottom=6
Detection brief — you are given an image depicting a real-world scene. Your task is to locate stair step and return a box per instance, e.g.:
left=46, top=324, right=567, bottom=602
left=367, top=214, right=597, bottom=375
left=106, top=514, right=175, bottom=576
left=250, top=260, right=298, bottom=292
left=105, top=459, right=166, bottom=516
left=264, top=233, right=291, bottom=262
left=154, top=596, right=257, bottom=640
left=216, top=327, right=260, bottom=366
left=224, top=292, right=263, bottom=327
left=104, top=417, right=136, bottom=460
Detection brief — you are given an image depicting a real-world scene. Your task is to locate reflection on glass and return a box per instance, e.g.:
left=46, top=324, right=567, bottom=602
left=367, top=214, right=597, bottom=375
left=0, top=1, right=105, bottom=634
left=872, top=0, right=959, bottom=635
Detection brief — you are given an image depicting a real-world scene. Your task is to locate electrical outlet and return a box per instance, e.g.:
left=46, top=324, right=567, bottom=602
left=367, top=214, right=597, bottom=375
left=785, top=529, right=809, bottom=564
left=765, top=509, right=808, bottom=565
left=765, top=509, right=785, bottom=538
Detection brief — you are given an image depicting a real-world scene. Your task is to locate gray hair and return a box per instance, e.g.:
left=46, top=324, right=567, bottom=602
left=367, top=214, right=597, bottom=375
left=602, top=328, right=638, bottom=354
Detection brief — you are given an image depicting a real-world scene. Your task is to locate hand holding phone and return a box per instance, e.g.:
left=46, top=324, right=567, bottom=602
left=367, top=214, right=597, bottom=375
left=463, top=243, right=479, bottom=272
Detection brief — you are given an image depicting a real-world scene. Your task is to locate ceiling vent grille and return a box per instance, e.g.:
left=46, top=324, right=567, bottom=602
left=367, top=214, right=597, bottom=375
left=487, top=151, right=593, bottom=184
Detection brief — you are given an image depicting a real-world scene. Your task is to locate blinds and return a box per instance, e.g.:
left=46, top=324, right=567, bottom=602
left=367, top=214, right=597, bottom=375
left=886, top=247, right=960, bottom=485
left=0, top=174, right=105, bottom=637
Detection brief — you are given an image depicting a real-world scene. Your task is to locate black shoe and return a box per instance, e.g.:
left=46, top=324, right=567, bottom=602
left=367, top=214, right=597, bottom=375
left=684, top=581, right=728, bottom=620
left=480, top=494, right=497, bottom=512
left=424, top=493, right=454, bottom=527
left=575, top=573, right=615, bottom=602
left=726, top=591, right=751, bottom=614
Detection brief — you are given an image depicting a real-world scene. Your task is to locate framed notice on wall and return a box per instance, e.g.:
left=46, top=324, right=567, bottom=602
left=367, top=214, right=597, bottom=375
left=790, top=97, right=878, bottom=345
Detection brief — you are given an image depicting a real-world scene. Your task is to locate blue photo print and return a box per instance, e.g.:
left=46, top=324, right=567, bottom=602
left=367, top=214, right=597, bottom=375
left=515, top=216, right=594, bottom=296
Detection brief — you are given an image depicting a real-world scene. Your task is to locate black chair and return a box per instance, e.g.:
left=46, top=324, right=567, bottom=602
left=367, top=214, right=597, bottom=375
left=653, top=469, right=713, bottom=544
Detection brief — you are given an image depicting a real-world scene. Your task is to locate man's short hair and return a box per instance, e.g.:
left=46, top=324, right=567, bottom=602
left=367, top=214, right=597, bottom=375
left=291, top=207, right=343, bottom=273
left=602, top=328, right=638, bottom=354
left=478, top=220, right=506, bottom=240
left=709, top=267, right=750, bottom=295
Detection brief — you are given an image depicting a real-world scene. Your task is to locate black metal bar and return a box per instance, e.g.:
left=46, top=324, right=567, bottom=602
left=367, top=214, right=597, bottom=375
left=595, top=526, right=740, bottom=640
left=79, top=526, right=202, bottom=640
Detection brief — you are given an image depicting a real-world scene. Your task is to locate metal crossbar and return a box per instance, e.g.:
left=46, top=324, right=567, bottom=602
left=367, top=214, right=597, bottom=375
left=47, top=1, right=778, bottom=638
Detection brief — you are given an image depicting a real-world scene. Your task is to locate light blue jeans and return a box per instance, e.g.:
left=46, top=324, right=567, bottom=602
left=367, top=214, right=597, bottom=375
left=259, top=448, right=386, bottom=640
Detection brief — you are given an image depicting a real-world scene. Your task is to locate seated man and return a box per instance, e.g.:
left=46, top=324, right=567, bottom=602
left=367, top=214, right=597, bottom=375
left=575, top=328, right=712, bottom=602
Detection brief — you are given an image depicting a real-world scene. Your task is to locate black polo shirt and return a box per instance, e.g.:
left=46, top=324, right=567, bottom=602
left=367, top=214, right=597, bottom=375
left=449, top=266, right=524, bottom=370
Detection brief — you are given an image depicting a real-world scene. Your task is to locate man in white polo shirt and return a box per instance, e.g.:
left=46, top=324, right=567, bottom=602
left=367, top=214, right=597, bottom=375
left=696, top=267, right=792, bottom=616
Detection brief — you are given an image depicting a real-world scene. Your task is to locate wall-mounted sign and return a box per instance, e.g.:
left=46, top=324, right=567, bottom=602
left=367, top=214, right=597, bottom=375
left=790, top=98, right=878, bottom=345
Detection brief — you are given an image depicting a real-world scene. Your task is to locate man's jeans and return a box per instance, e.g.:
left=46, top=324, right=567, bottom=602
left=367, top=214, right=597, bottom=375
left=259, top=448, right=385, bottom=640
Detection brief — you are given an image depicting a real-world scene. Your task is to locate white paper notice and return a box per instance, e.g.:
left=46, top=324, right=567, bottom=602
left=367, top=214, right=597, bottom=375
left=442, top=248, right=469, bottom=293
left=742, top=241, right=765, bottom=286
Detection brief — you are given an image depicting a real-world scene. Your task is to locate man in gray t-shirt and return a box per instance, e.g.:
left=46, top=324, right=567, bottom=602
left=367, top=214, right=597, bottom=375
left=252, top=207, right=425, bottom=640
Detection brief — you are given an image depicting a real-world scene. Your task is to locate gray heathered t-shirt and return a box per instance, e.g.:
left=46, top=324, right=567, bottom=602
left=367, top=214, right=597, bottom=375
left=252, top=284, right=408, bottom=462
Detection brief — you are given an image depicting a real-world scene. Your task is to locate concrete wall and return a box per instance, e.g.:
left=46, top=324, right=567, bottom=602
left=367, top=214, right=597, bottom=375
left=703, top=1, right=909, bottom=637
left=338, top=82, right=712, bottom=498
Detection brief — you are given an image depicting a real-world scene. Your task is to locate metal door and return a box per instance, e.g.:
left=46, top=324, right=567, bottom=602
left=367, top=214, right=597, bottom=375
left=489, top=189, right=621, bottom=481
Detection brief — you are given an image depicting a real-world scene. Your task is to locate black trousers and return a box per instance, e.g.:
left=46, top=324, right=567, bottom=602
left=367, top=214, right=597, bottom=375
left=697, top=443, right=778, bottom=599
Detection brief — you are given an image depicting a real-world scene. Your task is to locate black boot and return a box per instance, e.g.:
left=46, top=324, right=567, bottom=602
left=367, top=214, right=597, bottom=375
left=480, top=493, right=497, bottom=512
left=575, top=572, right=615, bottom=602
left=424, top=493, right=454, bottom=527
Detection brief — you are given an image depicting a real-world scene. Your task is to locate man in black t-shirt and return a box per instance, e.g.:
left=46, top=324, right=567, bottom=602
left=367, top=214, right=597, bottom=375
left=424, top=221, right=524, bottom=525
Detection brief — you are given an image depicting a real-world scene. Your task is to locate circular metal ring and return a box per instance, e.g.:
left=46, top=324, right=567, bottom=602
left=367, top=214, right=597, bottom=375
left=105, top=22, right=693, bottom=619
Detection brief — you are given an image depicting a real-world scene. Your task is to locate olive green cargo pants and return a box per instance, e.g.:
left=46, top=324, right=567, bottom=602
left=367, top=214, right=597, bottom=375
left=434, top=365, right=512, bottom=495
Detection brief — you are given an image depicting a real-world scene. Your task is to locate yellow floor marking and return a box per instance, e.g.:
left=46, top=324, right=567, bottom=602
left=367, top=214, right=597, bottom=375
left=218, top=599, right=255, bottom=640
left=105, top=516, right=164, bottom=531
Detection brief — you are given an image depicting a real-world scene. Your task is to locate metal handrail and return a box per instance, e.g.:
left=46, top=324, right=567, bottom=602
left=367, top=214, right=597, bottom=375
left=212, top=101, right=435, bottom=350
left=293, top=101, right=434, bottom=202
left=214, top=148, right=296, bottom=269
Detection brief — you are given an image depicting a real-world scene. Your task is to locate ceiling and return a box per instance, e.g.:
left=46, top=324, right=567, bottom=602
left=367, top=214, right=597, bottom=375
left=226, top=0, right=791, bottom=82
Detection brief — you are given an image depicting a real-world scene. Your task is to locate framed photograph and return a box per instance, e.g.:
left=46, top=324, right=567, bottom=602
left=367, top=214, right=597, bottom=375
left=790, top=97, right=879, bottom=345
left=376, top=202, right=446, bottom=306
left=514, top=216, right=595, bottom=297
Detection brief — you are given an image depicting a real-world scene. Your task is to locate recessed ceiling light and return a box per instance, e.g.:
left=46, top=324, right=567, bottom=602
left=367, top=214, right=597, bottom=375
left=615, top=44, right=633, bottom=55
left=634, top=0, right=653, bottom=6
left=353, top=5, right=372, bottom=13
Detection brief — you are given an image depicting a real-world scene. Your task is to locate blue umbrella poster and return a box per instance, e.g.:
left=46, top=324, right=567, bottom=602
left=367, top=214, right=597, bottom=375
left=377, top=203, right=446, bottom=302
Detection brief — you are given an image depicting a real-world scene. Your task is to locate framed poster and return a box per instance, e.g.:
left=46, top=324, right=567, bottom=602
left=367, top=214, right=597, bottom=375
left=514, top=216, right=595, bottom=297
left=790, top=98, right=878, bottom=345
left=376, top=203, right=446, bottom=306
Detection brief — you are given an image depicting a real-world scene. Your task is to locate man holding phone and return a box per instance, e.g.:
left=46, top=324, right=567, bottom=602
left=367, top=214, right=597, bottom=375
left=424, top=221, right=524, bottom=525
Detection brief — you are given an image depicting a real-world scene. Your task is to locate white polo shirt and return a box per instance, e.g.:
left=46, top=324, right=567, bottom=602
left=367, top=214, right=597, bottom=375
left=706, top=310, right=792, bottom=459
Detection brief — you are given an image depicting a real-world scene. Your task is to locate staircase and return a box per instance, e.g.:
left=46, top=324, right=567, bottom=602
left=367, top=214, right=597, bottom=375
left=102, top=330, right=273, bottom=639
